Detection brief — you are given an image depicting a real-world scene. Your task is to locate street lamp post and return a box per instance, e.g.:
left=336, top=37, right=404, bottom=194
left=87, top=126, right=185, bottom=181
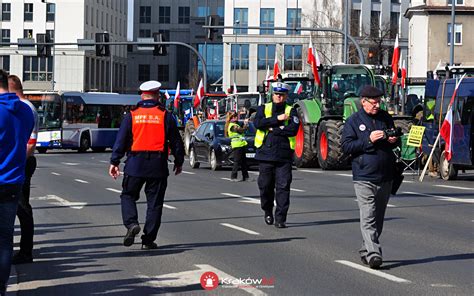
left=233, top=19, right=239, bottom=87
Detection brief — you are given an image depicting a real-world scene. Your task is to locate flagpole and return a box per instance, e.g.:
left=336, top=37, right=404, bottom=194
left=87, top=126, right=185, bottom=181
left=419, top=133, right=440, bottom=182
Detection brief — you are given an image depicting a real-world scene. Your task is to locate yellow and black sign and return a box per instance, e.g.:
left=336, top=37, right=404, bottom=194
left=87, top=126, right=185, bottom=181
left=407, top=125, right=425, bottom=147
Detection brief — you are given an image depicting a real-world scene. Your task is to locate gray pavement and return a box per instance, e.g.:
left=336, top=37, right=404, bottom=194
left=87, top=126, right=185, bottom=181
left=7, top=151, right=474, bottom=295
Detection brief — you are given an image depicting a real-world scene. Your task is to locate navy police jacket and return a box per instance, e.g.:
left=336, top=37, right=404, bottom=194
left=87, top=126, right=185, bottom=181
left=341, top=109, right=397, bottom=183
left=110, top=99, right=184, bottom=178
left=253, top=102, right=299, bottom=163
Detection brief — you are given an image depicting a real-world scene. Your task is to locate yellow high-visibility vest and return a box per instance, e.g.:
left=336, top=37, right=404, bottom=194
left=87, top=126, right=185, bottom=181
left=228, top=122, right=247, bottom=148
left=255, top=103, right=295, bottom=150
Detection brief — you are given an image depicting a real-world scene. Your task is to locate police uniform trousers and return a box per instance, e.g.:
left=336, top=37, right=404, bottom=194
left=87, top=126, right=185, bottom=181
left=354, top=180, right=392, bottom=261
left=17, top=156, right=37, bottom=256
left=120, top=174, right=167, bottom=244
left=258, top=161, right=292, bottom=223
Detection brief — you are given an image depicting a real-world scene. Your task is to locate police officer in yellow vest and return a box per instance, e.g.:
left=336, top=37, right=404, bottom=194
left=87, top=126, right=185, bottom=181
left=254, top=82, right=299, bottom=228
left=225, top=111, right=250, bottom=181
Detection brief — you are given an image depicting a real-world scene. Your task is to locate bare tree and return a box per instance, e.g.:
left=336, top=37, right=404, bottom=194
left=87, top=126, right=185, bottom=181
left=361, top=20, right=395, bottom=65
left=186, top=67, right=201, bottom=91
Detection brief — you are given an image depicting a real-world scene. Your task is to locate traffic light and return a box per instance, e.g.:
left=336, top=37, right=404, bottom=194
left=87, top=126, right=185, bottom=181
left=207, top=15, right=220, bottom=41
left=36, top=33, right=51, bottom=57
left=95, top=32, right=110, bottom=57
left=153, top=33, right=167, bottom=56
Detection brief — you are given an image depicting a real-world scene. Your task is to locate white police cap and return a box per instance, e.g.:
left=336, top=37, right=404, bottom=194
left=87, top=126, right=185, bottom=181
left=272, top=82, right=290, bottom=94
left=139, top=80, right=162, bottom=93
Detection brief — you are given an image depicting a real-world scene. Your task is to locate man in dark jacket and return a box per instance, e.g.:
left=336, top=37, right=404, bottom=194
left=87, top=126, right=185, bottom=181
left=254, top=82, right=299, bottom=228
left=109, top=80, right=184, bottom=250
left=341, top=85, right=399, bottom=269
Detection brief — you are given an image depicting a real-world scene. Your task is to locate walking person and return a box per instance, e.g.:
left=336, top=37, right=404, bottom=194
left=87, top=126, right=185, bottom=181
left=0, top=70, right=34, bottom=295
left=224, top=111, right=249, bottom=182
left=253, top=82, right=299, bottom=228
left=341, top=85, right=399, bottom=269
left=8, top=75, right=39, bottom=264
left=109, top=80, right=184, bottom=249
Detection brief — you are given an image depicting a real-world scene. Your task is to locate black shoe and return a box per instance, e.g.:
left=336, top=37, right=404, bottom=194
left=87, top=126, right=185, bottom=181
left=274, top=222, right=287, bottom=228
left=123, top=224, right=141, bottom=247
left=368, top=256, right=382, bottom=269
left=12, top=252, right=33, bottom=265
left=141, top=242, right=158, bottom=250
left=264, top=215, right=274, bottom=225
left=360, top=256, right=368, bottom=265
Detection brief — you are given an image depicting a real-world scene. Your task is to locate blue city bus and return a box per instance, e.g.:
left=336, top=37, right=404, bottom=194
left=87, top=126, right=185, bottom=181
left=24, top=91, right=141, bottom=153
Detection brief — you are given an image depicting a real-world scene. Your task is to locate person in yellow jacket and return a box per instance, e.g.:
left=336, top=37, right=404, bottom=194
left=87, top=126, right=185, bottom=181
left=225, top=111, right=250, bottom=181
left=253, top=82, right=299, bottom=228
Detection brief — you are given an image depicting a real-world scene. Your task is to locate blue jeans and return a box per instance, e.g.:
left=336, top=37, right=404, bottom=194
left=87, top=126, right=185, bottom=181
left=0, top=184, right=21, bottom=295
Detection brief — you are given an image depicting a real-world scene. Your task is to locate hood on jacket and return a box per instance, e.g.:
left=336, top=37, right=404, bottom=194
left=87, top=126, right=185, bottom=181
left=0, top=93, right=21, bottom=113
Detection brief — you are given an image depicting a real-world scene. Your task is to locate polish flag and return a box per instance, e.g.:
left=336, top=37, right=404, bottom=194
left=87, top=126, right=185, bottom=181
left=164, top=90, right=170, bottom=100
left=401, top=59, right=407, bottom=89
left=194, top=79, right=204, bottom=108
left=294, top=81, right=303, bottom=94
left=273, top=54, right=280, bottom=79
left=307, top=36, right=321, bottom=86
left=391, top=34, right=400, bottom=85
left=173, top=82, right=180, bottom=109
left=440, top=74, right=466, bottom=161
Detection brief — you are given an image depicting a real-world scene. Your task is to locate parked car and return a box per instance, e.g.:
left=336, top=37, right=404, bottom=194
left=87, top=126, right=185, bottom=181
left=189, top=120, right=258, bottom=170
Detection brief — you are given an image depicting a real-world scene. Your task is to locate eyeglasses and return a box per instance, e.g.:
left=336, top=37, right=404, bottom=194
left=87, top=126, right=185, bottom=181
left=363, top=99, right=381, bottom=106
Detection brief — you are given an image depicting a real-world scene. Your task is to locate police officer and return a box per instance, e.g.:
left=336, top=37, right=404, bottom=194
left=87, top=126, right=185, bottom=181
left=341, top=85, right=399, bottom=269
left=254, top=82, right=299, bottom=228
left=109, top=80, right=184, bottom=250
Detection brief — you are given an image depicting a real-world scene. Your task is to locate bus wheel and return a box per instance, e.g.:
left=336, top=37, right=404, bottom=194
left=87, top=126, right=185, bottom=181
left=78, top=134, right=90, bottom=153
left=37, top=148, right=47, bottom=154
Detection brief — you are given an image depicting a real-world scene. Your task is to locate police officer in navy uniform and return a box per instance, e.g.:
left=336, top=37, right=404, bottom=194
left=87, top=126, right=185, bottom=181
left=109, top=80, right=184, bottom=249
left=254, top=82, right=299, bottom=228
left=341, top=85, right=399, bottom=269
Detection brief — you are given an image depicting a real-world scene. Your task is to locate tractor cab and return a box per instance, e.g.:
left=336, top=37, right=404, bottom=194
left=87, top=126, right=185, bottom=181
left=263, top=72, right=316, bottom=106
left=161, top=89, right=194, bottom=129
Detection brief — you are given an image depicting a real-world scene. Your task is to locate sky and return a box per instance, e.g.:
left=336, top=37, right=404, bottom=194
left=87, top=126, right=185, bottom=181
left=127, top=0, right=133, bottom=40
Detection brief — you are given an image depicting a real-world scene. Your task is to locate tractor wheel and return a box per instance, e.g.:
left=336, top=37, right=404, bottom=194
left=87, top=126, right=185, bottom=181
left=294, top=108, right=318, bottom=168
left=316, top=120, right=346, bottom=170
left=440, top=150, right=458, bottom=180
left=78, top=133, right=90, bottom=153
left=184, top=120, right=196, bottom=156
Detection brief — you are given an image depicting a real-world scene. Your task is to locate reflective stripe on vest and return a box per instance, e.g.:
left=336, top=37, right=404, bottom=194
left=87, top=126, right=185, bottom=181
left=228, top=122, right=248, bottom=148
left=255, top=103, right=296, bottom=150
left=130, top=107, right=166, bottom=152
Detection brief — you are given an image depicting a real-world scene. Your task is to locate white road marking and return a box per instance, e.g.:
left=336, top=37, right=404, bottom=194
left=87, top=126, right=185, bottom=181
left=337, top=173, right=353, bottom=177
left=220, top=223, right=260, bottom=235
left=221, top=193, right=262, bottom=205
left=136, top=264, right=267, bottom=296
left=298, top=169, right=322, bottom=174
left=181, top=171, right=195, bottom=175
left=51, top=172, right=61, bottom=176
left=430, top=284, right=455, bottom=288
left=106, top=188, right=122, bottom=193
left=335, top=260, right=411, bottom=283
left=61, top=162, right=79, bottom=166
left=434, top=184, right=474, bottom=191
left=31, top=195, right=87, bottom=209
left=163, top=204, right=177, bottom=210
left=353, top=199, right=395, bottom=208
left=403, top=191, right=474, bottom=204
left=74, top=179, right=89, bottom=184
left=290, top=188, right=305, bottom=192
left=119, top=172, right=124, bottom=175
left=403, top=180, right=414, bottom=183
left=249, top=171, right=259, bottom=175
left=221, top=178, right=233, bottom=181
left=99, top=160, right=109, bottom=163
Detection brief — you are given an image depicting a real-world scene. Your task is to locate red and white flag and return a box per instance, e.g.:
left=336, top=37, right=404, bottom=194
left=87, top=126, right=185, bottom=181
left=164, top=90, right=170, bottom=100
left=273, top=54, right=280, bottom=79
left=401, top=58, right=407, bottom=89
left=391, top=34, right=400, bottom=85
left=307, top=35, right=321, bottom=86
left=194, top=79, right=204, bottom=108
left=173, top=82, right=181, bottom=109
left=440, top=74, right=466, bottom=161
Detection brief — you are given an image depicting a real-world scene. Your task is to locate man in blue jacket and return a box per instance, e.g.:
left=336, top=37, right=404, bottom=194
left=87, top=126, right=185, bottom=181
left=341, top=85, right=399, bottom=269
left=0, top=69, right=34, bottom=295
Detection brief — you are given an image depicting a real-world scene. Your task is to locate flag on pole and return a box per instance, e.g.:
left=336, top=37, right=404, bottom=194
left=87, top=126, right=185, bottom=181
left=164, top=90, right=170, bottom=100
left=440, top=74, right=466, bottom=161
left=233, top=82, right=238, bottom=94
left=391, top=34, right=400, bottom=85
left=194, top=79, right=204, bottom=108
left=173, top=82, right=181, bottom=109
left=273, top=54, right=280, bottom=79
left=307, top=35, right=321, bottom=86
left=294, top=81, right=303, bottom=94
left=401, top=58, right=407, bottom=89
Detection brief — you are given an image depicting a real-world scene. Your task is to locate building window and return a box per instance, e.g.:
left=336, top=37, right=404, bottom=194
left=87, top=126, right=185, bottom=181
left=260, top=9, right=274, bottom=35
left=257, top=45, right=275, bottom=70
left=448, top=0, right=464, bottom=5
left=178, top=7, right=190, bottom=24
left=234, top=8, right=248, bottom=34
left=159, top=7, right=171, bottom=24
left=23, top=56, right=53, bottom=81
left=390, top=12, right=399, bottom=39
left=46, top=3, right=55, bottom=22
left=0, top=56, right=10, bottom=73
left=447, top=23, right=462, bottom=45
left=231, top=44, right=249, bottom=70
left=2, top=3, right=11, bottom=21
left=138, top=64, right=150, bottom=82
left=46, top=30, right=54, bottom=42
left=1, top=29, right=10, bottom=46
left=287, top=8, right=301, bottom=35
left=197, top=6, right=210, bottom=17
left=284, top=45, right=302, bottom=71
left=24, top=3, right=33, bottom=22
left=24, top=29, right=33, bottom=39
left=139, top=6, right=151, bottom=23
left=139, top=29, right=151, bottom=38
left=157, top=65, right=169, bottom=82
left=198, top=44, right=223, bottom=84
left=217, top=6, right=224, bottom=18
left=370, top=11, right=380, bottom=37
left=350, top=10, right=361, bottom=37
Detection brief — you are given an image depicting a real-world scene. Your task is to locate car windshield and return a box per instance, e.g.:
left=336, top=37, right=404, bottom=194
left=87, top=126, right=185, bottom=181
left=285, top=80, right=315, bottom=104
left=330, top=67, right=373, bottom=102
left=215, top=121, right=256, bottom=137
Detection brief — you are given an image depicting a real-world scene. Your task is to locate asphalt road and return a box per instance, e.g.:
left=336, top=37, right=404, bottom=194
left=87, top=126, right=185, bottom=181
left=7, top=151, right=474, bottom=295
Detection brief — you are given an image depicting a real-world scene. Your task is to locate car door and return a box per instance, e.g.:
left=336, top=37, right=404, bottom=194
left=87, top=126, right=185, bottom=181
left=201, top=123, right=214, bottom=161
left=193, top=122, right=207, bottom=160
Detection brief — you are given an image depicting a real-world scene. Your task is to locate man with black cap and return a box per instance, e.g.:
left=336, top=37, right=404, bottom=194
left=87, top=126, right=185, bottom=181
left=109, top=80, right=184, bottom=250
left=341, top=85, right=399, bottom=269
left=254, top=82, right=299, bottom=229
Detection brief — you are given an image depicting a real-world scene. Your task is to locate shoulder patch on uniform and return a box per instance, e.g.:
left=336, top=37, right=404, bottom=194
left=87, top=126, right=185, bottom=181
left=359, top=124, right=366, bottom=131
left=293, top=116, right=299, bottom=124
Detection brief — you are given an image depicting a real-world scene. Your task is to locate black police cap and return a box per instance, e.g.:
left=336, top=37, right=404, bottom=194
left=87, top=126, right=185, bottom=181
left=360, top=85, right=384, bottom=98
